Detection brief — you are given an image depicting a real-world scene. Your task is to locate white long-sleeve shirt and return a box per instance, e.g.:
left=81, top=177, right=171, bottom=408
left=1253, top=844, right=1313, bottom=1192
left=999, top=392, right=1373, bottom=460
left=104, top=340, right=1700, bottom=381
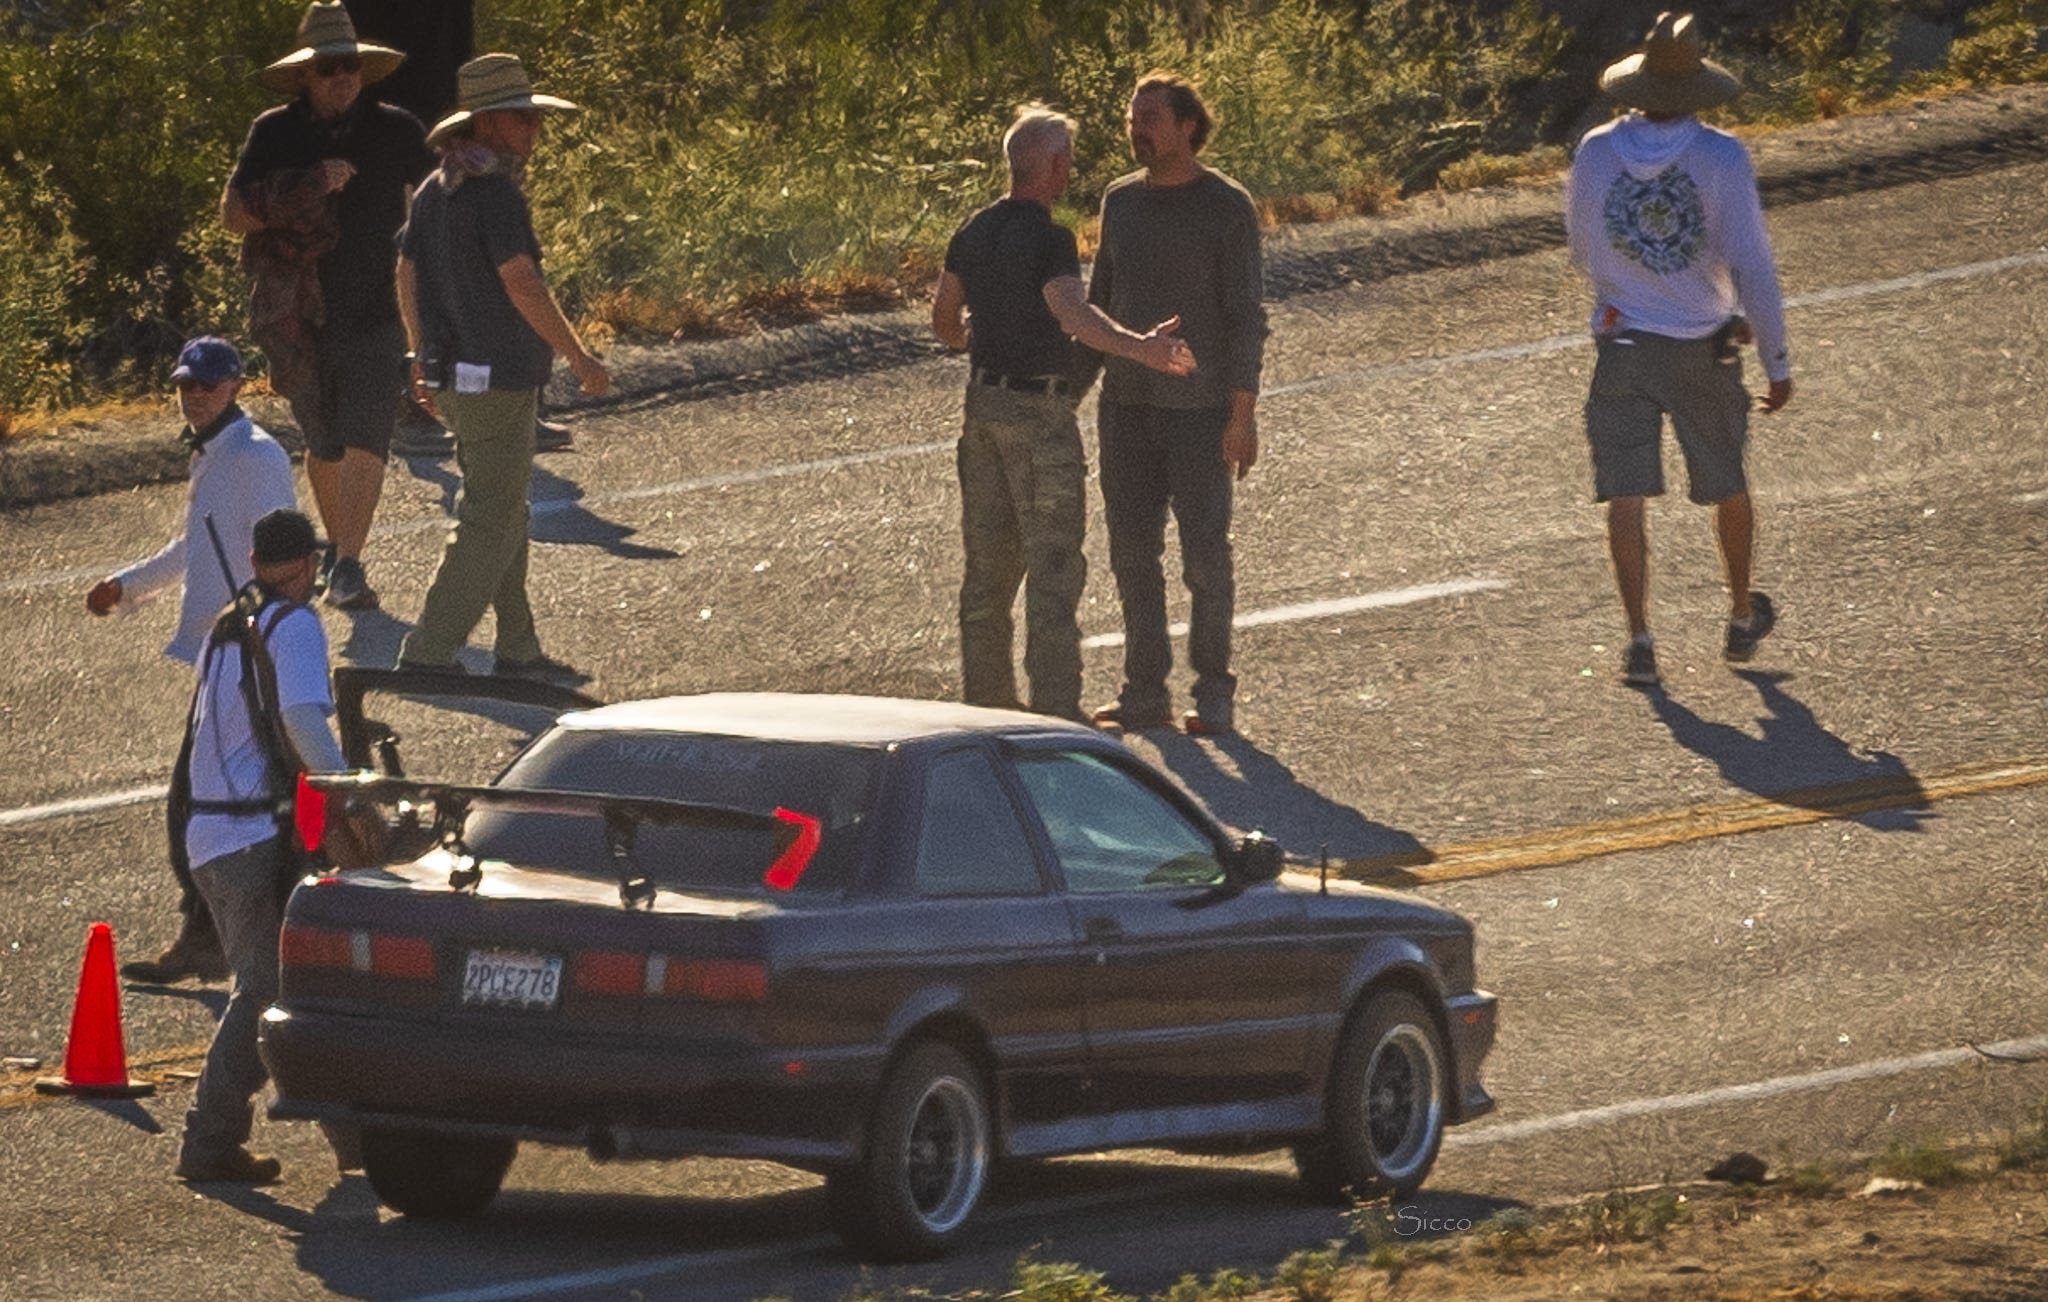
left=111, top=408, right=297, bottom=666
left=1566, top=114, right=1791, bottom=382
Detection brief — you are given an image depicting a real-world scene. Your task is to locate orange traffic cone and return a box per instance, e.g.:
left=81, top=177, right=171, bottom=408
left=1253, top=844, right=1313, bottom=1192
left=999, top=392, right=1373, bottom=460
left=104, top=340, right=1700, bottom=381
left=34, top=922, right=155, bottom=1098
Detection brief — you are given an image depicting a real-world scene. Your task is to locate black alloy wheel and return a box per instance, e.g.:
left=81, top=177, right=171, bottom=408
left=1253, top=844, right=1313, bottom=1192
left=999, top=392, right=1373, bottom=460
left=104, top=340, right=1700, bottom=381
left=825, top=1041, right=992, bottom=1262
left=1292, top=990, right=1448, bottom=1202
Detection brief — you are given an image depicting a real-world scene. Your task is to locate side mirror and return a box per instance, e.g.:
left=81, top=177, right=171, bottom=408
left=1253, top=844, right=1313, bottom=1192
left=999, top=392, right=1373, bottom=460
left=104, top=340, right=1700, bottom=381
left=1234, top=830, right=1284, bottom=883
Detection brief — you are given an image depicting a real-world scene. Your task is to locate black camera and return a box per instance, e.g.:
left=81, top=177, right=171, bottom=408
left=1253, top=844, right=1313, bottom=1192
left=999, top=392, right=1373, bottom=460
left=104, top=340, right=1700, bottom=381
left=410, top=349, right=448, bottom=391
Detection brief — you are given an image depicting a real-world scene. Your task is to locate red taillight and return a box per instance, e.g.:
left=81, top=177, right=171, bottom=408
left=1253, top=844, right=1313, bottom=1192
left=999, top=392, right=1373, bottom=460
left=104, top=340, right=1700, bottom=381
left=762, top=808, right=821, bottom=892
left=294, top=773, right=326, bottom=852
left=661, top=957, right=768, bottom=1003
left=574, top=950, right=645, bottom=996
left=279, top=924, right=433, bottom=980
left=280, top=923, right=351, bottom=969
left=371, top=935, right=436, bottom=980
left=566, top=952, right=772, bottom=1001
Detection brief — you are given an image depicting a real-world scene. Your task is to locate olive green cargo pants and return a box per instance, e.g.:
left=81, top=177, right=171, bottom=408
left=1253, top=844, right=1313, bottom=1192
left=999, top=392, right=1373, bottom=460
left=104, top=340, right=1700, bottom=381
left=399, top=387, right=543, bottom=667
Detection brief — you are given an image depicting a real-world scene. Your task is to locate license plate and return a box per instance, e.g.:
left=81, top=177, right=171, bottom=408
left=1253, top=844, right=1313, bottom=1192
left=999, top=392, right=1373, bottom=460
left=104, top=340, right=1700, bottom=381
left=462, top=949, right=563, bottom=1010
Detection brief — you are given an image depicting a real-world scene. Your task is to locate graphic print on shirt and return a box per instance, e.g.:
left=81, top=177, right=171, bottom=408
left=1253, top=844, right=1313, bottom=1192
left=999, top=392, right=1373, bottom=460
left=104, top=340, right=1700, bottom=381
left=1603, top=167, right=1706, bottom=276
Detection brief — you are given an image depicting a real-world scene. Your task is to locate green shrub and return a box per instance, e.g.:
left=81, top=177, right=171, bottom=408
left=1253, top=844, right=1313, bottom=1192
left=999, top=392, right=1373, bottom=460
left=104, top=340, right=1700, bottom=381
left=1872, top=1138, right=1968, bottom=1186
left=1009, top=1257, right=1134, bottom=1302
left=6, top=0, right=2048, bottom=417
left=0, top=2, right=283, bottom=404
left=1948, top=0, right=2048, bottom=84
left=1272, top=1243, right=1345, bottom=1302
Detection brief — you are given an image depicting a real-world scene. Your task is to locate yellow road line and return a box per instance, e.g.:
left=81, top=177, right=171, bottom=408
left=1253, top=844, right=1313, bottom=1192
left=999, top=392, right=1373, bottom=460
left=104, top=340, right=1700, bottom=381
left=1338, top=757, right=2048, bottom=887
left=6, top=758, right=2044, bottom=1112
left=0, top=1041, right=209, bottom=1111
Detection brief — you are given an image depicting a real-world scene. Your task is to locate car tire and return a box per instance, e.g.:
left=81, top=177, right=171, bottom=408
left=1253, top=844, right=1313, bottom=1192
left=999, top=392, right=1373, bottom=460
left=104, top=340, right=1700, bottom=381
left=824, top=1042, right=991, bottom=1262
left=1293, top=990, right=1447, bottom=1202
left=362, top=1128, right=516, bottom=1220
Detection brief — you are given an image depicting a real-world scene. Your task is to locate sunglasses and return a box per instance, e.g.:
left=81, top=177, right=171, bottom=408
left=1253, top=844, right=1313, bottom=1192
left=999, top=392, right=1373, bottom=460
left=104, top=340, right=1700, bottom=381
left=310, top=54, right=362, bottom=78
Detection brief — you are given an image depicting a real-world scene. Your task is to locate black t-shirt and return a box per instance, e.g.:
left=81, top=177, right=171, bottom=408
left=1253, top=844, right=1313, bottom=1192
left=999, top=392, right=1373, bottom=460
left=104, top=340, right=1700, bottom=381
left=230, top=98, right=434, bottom=334
left=399, top=171, right=553, bottom=390
left=943, top=198, right=1081, bottom=379
left=342, top=0, right=473, bottom=124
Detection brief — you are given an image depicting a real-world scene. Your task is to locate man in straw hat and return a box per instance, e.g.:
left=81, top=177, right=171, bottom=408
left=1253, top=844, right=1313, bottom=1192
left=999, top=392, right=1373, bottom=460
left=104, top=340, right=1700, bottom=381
left=1567, top=12, right=1793, bottom=689
left=224, top=2, right=434, bottom=613
left=394, top=53, right=610, bottom=679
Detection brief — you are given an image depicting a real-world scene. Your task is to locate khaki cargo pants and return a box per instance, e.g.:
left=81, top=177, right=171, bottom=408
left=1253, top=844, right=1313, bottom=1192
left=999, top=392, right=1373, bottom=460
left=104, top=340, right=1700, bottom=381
left=956, top=383, right=1087, bottom=721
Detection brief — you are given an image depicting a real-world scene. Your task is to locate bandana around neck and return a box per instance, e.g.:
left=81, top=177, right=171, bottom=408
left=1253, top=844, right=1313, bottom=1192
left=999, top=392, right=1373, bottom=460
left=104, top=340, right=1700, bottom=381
left=181, top=403, right=244, bottom=454
left=438, top=140, right=525, bottom=193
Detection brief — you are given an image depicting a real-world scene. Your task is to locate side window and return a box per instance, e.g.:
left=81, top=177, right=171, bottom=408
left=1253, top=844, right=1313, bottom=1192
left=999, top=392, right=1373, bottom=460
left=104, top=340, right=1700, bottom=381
left=913, top=748, right=1044, bottom=898
left=1013, top=751, right=1223, bottom=893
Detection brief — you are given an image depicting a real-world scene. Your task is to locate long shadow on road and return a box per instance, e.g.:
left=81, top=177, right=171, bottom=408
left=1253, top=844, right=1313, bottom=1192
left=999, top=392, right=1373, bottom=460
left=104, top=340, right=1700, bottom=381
left=279, top=1152, right=1516, bottom=1301
left=1645, top=671, right=1932, bottom=832
left=1150, top=730, right=1430, bottom=864
left=397, top=452, right=679, bottom=561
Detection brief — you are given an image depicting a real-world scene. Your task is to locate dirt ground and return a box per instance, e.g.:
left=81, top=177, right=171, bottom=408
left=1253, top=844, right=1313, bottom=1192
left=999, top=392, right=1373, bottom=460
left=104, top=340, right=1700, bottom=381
left=1330, top=1155, right=2048, bottom=1301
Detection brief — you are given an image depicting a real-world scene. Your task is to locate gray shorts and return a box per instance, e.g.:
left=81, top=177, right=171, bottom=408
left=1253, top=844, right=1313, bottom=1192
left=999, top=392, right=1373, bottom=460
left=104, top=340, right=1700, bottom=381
left=1584, top=330, right=1749, bottom=505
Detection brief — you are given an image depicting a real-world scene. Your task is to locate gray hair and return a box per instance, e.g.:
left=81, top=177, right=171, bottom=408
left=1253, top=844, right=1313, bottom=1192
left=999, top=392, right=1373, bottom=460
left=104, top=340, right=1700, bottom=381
left=1003, top=104, right=1077, bottom=185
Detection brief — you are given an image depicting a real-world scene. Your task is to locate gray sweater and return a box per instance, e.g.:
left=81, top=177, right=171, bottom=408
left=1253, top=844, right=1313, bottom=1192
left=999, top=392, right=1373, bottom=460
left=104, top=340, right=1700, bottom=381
left=1084, top=167, right=1268, bottom=408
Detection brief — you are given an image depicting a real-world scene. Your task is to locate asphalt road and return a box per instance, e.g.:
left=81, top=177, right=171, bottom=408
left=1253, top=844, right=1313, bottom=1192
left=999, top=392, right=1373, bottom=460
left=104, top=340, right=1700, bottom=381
left=2, top=147, right=2046, bottom=1299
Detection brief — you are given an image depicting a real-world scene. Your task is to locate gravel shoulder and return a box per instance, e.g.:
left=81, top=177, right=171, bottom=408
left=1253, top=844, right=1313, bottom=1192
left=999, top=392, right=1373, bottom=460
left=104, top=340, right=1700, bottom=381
left=1351, top=1151, right=2048, bottom=1302
left=5, top=83, right=2047, bottom=512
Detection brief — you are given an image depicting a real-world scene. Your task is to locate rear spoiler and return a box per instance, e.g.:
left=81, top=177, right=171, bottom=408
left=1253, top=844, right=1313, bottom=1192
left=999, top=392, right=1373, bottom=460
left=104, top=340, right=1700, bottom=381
left=304, top=772, right=822, bottom=906
left=331, top=665, right=601, bottom=772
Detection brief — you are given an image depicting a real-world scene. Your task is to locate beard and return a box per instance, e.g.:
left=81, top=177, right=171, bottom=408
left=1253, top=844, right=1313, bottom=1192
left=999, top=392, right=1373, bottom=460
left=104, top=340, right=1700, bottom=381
left=1130, top=134, right=1157, bottom=166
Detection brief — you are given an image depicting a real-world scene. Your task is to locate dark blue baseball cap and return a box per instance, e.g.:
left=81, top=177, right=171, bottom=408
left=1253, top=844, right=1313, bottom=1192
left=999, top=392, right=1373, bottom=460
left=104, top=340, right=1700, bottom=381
left=170, top=336, right=243, bottom=387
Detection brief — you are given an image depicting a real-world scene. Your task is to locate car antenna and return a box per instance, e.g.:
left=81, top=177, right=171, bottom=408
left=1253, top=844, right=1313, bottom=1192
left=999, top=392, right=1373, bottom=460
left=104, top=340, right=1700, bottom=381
left=1319, top=843, right=1329, bottom=896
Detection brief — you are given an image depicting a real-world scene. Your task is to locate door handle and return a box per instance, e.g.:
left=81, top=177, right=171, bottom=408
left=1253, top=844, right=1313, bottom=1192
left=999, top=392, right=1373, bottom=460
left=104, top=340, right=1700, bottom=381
left=1083, top=916, right=1123, bottom=943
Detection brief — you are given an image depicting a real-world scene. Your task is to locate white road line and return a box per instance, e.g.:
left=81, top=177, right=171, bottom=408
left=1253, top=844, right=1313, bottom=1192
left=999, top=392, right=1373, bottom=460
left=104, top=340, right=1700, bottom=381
left=394, top=1034, right=2048, bottom=1302
left=1079, top=577, right=1506, bottom=649
left=7, top=251, right=2044, bottom=598
left=1442, top=1030, right=2048, bottom=1150
left=395, top=1174, right=1213, bottom=1302
left=0, top=783, right=166, bottom=829
left=1267, top=249, right=2048, bottom=399
left=372, top=438, right=960, bottom=544
left=0, top=578, right=1501, bottom=827
left=394, top=1236, right=841, bottom=1302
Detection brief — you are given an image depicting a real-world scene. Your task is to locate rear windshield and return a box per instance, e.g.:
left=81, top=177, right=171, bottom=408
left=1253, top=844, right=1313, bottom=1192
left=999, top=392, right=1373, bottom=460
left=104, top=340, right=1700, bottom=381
left=461, top=728, right=882, bottom=897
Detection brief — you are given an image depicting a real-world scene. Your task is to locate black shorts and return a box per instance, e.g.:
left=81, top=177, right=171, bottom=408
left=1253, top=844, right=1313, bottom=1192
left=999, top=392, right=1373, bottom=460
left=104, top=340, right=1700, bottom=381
left=291, top=321, right=407, bottom=463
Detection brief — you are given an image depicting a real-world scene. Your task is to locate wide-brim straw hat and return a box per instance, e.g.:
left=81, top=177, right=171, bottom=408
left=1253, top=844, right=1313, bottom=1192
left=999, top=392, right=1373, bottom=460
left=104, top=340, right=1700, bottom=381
left=426, top=53, right=580, bottom=147
left=1600, top=11, right=1741, bottom=116
left=259, top=2, right=404, bottom=95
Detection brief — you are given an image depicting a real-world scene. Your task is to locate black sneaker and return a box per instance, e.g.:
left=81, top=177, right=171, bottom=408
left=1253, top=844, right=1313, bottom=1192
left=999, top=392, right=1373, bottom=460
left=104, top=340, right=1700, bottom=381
left=535, top=418, right=574, bottom=452
left=1724, top=592, right=1777, bottom=662
left=1622, top=638, right=1660, bottom=688
left=392, top=395, right=453, bottom=458
left=323, top=557, right=380, bottom=611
